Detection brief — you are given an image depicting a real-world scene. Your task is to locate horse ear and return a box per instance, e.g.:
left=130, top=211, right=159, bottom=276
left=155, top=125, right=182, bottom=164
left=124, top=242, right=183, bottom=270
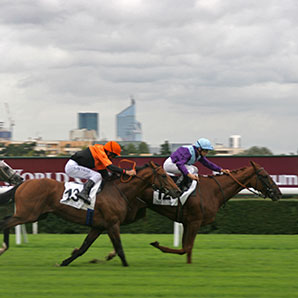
left=250, top=161, right=258, bottom=170
left=149, top=161, right=157, bottom=168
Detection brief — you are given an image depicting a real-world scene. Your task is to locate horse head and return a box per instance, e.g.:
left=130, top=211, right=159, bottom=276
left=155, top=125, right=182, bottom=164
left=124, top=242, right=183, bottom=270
left=147, top=161, right=181, bottom=198
left=0, top=160, right=23, bottom=185
left=249, top=161, right=282, bottom=201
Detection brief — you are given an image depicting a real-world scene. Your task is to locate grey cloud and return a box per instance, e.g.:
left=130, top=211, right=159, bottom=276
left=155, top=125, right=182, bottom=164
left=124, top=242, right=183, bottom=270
left=0, top=0, right=66, bottom=25
left=1, top=0, right=298, bottom=153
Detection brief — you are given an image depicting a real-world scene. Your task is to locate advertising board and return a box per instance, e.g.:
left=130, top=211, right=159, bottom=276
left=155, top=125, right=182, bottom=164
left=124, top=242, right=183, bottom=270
left=1, top=156, right=298, bottom=194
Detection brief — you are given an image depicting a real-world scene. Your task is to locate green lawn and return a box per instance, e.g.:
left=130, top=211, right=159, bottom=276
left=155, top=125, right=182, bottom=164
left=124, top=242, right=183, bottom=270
left=0, top=234, right=298, bottom=298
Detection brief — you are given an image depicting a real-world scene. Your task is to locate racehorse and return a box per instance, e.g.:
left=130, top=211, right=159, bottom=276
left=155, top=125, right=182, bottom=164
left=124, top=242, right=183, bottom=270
left=106, top=161, right=282, bottom=264
left=0, top=161, right=181, bottom=266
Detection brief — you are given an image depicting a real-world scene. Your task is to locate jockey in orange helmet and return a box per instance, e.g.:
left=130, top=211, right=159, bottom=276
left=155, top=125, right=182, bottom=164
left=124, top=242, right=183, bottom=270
left=65, top=141, right=136, bottom=204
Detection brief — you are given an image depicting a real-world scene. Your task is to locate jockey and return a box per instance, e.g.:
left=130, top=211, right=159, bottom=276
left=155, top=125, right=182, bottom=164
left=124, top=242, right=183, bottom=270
left=163, top=138, right=230, bottom=189
left=65, top=141, right=136, bottom=204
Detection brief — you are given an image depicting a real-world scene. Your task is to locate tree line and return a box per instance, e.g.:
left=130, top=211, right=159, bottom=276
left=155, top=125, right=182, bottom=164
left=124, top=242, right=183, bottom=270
left=0, top=140, right=275, bottom=157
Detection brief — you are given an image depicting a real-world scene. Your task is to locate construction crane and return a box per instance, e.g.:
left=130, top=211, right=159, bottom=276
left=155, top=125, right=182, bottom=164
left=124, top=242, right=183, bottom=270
left=4, top=103, right=15, bottom=139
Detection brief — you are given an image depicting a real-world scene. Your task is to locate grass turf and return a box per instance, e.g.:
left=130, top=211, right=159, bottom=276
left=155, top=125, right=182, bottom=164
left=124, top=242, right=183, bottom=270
left=0, top=234, right=298, bottom=298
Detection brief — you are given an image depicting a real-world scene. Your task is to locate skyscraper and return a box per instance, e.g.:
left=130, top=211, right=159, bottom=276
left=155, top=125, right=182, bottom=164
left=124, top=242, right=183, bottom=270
left=78, top=112, right=99, bottom=137
left=0, top=122, right=12, bottom=140
left=116, top=98, right=142, bottom=141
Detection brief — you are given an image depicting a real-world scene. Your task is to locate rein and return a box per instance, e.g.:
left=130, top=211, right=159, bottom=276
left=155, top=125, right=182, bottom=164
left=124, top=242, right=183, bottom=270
left=115, top=163, right=171, bottom=207
left=227, top=172, right=261, bottom=197
left=210, top=176, right=227, bottom=205
left=119, top=159, right=136, bottom=183
left=120, top=162, right=170, bottom=194
left=227, top=167, right=269, bottom=198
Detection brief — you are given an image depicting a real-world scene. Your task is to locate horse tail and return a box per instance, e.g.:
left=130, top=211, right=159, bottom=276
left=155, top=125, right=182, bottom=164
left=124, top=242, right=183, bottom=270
left=0, top=184, right=22, bottom=205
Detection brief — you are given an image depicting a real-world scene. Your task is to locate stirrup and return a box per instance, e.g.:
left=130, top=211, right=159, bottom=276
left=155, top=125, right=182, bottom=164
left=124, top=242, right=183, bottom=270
left=76, top=192, right=91, bottom=205
left=81, top=197, right=91, bottom=205
left=82, top=198, right=91, bottom=205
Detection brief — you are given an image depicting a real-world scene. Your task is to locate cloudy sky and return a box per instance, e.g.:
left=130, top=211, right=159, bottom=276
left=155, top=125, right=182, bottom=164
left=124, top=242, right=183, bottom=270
left=0, top=0, right=298, bottom=154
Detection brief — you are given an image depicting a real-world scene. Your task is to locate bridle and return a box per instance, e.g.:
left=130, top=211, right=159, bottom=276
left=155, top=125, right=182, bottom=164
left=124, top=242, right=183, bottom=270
left=120, top=161, right=173, bottom=195
left=228, top=167, right=276, bottom=199
left=150, top=166, right=173, bottom=195
left=0, top=163, right=23, bottom=186
left=135, top=165, right=172, bottom=195
left=253, top=168, right=278, bottom=199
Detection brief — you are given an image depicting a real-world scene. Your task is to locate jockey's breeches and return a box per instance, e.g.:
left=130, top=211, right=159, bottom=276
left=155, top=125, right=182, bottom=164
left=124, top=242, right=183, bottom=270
left=64, top=159, right=102, bottom=184
left=163, top=157, right=198, bottom=176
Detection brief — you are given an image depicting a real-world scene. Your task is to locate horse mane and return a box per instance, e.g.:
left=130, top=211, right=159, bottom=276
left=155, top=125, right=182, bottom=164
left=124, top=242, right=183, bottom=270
left=136, top=164, right=148, bottom=172
left=103, top=163, right=154, bottom=184
left=105, top=173, right=121, bottom=182
left=135, top=163, right=155, bottom=172
left=202, top=166, right=248, bottom=179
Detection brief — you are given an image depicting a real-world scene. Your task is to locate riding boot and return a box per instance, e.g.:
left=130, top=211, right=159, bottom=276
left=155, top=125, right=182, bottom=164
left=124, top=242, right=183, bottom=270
left=178, top=176, right=191, bottom=192
left=76, top=180, right=95, bottom=205
left=175, top=175, right=184, bottom=187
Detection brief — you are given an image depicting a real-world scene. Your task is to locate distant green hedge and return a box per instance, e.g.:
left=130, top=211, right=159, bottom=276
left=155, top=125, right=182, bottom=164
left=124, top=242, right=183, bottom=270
left=1, top=200, right=298, bottom=234
left=199, top=200, right=298, bottom=234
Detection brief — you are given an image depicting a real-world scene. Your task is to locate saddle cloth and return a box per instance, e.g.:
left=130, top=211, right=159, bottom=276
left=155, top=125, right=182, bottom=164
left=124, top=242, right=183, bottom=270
left=153, top=180, right=197, bottom=206
left=0, top=186, right=14, bottom=194
left=60, top=181, right=100, bottom=211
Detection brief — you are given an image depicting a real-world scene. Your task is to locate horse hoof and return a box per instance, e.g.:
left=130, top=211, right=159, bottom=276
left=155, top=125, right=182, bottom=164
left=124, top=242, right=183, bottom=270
left=59, top=261, right=68, bottom=267
left=0, top=243, right=7, bottom=256
left=89, top=258, right=104, bottom=264
left=150, top=241, right=159, bottom=247
left=105, top=251, right=116, bottom=261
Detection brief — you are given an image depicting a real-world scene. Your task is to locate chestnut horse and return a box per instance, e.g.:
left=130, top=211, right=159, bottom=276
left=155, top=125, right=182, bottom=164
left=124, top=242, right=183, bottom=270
left=106, top=161, right=282, bottom=264
left=0, top=161, right=180, bottom=266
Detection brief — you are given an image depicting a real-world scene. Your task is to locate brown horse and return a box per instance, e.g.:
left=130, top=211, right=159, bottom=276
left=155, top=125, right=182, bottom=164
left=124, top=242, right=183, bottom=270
left=0, top=161, right=181, bottom=266
left=106, top=161, right=282, bottom=264
left=149, top=161, right=281, bottom=263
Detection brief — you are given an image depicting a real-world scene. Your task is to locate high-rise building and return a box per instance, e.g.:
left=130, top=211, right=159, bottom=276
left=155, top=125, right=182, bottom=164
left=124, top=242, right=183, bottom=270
left=229, top=135, right=241, bottom=148
left=0, top=121, right=12, bottom=140
left=116, top=98, right=142, bottom=141
left=0, top=103, right=14, bottom=140
left=78, top=112, right=99, bottom=137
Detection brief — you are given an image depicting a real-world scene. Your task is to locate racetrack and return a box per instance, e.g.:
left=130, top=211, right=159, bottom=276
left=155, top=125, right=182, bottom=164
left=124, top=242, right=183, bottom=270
left=0, top=234, right=298, bottom=298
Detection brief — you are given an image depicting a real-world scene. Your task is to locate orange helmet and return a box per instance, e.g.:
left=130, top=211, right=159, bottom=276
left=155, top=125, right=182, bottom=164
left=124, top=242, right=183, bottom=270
left=104, top=141, right=121, bottom=156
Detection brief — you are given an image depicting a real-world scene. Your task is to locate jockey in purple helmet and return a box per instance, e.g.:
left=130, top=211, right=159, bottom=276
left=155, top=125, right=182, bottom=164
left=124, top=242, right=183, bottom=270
left=163, top=138, right=230, bottom=186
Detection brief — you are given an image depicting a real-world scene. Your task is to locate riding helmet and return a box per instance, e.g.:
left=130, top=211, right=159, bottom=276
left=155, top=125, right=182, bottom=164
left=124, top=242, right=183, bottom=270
left=104, top=141, right=122, bottom=156
left=194, top=138, right=214, bottom=150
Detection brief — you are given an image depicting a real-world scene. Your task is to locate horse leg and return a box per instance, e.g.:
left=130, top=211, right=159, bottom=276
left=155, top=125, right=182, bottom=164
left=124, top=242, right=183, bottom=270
left=107, top=223, right=128, bottom=266
left=150, top=241, right=186, bottom=255
left=0, top=215, right=24, bottom=256
left=60, top=227, right=102, bottom=266
left=150, top=222, right=186, bottom=255
left=150, top=222, right=201, bottom=263
left=0, top=226, right=9, bottom=256
left=181, top=222, right=201, bottom=264
left=0, top=228, right=9, bottom=255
